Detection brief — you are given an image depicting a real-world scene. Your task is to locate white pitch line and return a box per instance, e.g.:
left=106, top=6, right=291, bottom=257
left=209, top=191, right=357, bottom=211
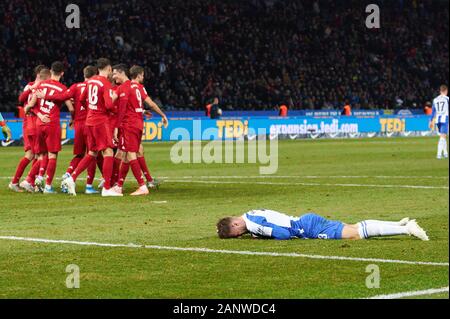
left=365, top=286, right=449, bottom=299
left=164, top=179, right=449, bottom=190
left=0, top=236, right=448, bottom=267
left=170, top=175, right=449, bottom=180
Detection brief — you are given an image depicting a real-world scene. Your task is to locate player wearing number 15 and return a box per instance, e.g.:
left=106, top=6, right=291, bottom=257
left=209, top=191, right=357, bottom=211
left=429, top=85, right=449, bottom=159
left=63, top=58, right=120, bottom=197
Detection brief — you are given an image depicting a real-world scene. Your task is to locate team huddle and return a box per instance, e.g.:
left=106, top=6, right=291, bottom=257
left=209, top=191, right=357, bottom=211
left=8, top=58, right=168, bottom=197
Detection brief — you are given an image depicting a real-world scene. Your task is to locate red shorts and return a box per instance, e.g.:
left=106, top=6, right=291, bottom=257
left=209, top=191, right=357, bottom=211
left=73, top=121, right=88, bottom=155
left=36, top=125, right=61, bottom=154
left=119, top=126, right=142, bottom=153
left=23, top=120, right=37, bottom=152
left=86, top=122, right=114, bottom=152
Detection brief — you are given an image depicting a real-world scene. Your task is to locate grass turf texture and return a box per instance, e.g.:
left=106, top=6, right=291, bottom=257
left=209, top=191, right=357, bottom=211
left=0, top=137, right=448, bottom=298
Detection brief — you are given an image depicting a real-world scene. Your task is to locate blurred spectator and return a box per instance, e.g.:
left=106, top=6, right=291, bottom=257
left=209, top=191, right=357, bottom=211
left=278, top=104, right=288, bottom=117
left=0, top=0, right=448, bottom=112
left=342, top=101, right=352, bottom=116
left=424, top=101, right=433, bottom=115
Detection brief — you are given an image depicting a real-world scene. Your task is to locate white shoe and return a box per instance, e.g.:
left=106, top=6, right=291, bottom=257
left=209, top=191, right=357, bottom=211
left=407, top=220, right=429, bottom=241
left=112, top=185, right=123, bottom=194
left=20, top=180, right=35, bottom=193
left=8, top=183, right=23, bottom=192
left=437, top=156, right=442, bottom=160
left=101, top=188, right=123, bottom=197
left=63, top=176, right=77, bottom=196
left=399, top=217, right=410, bottom=226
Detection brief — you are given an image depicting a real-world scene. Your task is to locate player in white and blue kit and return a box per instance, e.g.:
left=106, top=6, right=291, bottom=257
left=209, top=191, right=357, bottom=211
left=429, top=85, right=449, bottom=159
left=216, top=209, right=429, bottom=241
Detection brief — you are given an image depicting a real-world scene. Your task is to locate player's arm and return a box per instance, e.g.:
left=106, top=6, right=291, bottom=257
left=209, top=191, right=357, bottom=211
left=248, top=218, right=292, bottom=240
left=429, top=101, right=436, bottom=130
left=36, top=85, right=75, bottom=102
left=18, top=86, right=32, bottom=104
left=104, top=83, right=117, bottom=111
left=114, top=87, right=130, bottom=141
left=144, top=96, right=168, bottom=127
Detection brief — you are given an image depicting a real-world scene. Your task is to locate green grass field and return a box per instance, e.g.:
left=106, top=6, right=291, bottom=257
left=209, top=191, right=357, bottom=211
left=0, top=137, right=448, bottom=299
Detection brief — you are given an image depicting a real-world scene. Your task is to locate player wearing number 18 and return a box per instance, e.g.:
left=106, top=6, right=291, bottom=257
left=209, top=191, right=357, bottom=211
left=62, top=58, right=120, bottom=197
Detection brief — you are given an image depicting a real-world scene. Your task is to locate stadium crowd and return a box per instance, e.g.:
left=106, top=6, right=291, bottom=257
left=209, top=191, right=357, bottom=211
left=0, top=0, right=448, bottom=112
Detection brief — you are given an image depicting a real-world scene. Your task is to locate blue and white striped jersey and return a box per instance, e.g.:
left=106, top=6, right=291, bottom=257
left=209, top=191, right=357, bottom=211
left=432, top=95, right=449, bottom=124
left=242, top=209, right=303, bottom=240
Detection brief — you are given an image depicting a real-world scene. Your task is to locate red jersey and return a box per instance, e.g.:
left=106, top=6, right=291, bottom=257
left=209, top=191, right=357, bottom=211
left=34, top=79, right=67, bottom=126
left=109, top=85, right=119, bottom=129
left=117, top=80, right=148, bottom=131
left=19, top=81, right=37, bottom=133
left=48, top=82, right=88, bottom=122
left=82, top=75, right=115, bottom=126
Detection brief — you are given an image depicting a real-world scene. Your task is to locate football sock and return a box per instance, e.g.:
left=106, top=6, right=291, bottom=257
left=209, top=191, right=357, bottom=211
left=72, top=154, right=96, bottom=182
left=67, top=155, right=83, bottom=174
left=363, top=220, right=405, bottom=226
left=138, top=156, right=153, bottom=182
left=102, top=156, right=114, bottom=190
left=442, top=137, right=448, bottom=156
left=38, top=155, right=48, bottom=177
left=357, top=221, right=408, bottom=239
left=438, top=138, right=444, bottom=157
left=46, top=158, right=57, bottom=186
left=26, top=159, right=41, bottom=185
left=117, top=162, right=130, bottom=187
left=130, top=159, right=145, bottom=186
left=86, top=159, right=97, bottom=185
left=97, top=153, right=104, bottom=174
left=12, top=157, right=31, bottom=184
left=111, top=157, right=122, bottom=186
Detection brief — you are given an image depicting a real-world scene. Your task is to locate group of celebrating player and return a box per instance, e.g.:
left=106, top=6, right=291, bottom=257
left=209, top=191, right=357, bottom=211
left=8, top=58, right=168, bottom=197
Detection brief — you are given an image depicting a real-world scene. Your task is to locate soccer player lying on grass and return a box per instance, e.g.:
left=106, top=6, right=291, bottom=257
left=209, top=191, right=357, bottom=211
left=216, top=209, right=429, bottom=241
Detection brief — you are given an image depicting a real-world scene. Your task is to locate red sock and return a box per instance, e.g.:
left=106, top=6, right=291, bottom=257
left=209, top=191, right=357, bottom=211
left=72, top=154, right=95, bottom=182
left=86, top=159, right=97, bottom=185
left=138, top=156, right=153, bottom=182
left=26, top=160, right=41, bottom=185
left=130, top=159, right=145, bottom=186
left=39, top=155, right=48, bottom=177
left=67, top=155, right=83, bottom=174
left=46, top=158, right=57, bottom=186
left=117, top=162, right=130, bottom=187
left=12, top=157, right=31, bottom=184
left=97, top=154, right=104, bottom=174
left=111, top=157, right=122, bottom=186
left=102, top=156, right=114, bottom=190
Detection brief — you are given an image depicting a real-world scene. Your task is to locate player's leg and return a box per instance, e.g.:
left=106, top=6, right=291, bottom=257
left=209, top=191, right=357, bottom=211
left=114, top=157, right=130, bottom=194
left=44, top=152, right=58, bottom=194
left=128, top=151, right=149, bottom=196
left=10, top=148, right=34, bottom=192
left=111, top=149, right=123, bottom=187
left=440, top=133, right=448, bottom=158
left=138, top=144, right=160, bottom=189
left=345, top=218, right=429, bottom=241
left=85, top=159, right=99, bottom=194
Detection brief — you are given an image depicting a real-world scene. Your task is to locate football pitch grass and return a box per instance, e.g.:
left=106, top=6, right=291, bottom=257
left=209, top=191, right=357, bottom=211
left=0, top=137, right=448, bottom=299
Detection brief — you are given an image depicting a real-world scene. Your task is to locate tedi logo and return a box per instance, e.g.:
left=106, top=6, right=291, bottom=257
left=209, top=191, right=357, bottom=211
left=169, top=120, right=278, bottom=175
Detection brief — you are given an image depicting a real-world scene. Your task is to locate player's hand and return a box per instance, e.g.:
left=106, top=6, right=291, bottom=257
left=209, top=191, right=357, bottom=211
left=38, top=113, right=50, bottom=123
left=144, top=110, right=153, bottom=119
left=112, top=92, right=118, bottom=101
left=69, top=119, right=74, bottom=129
left=30, top=81, right=40, bottom=90
left=429, top=122, right=434, bottom=130
left=161, top=115, right=169, bottom=128
left=35, top=89, right=45, bottom=99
